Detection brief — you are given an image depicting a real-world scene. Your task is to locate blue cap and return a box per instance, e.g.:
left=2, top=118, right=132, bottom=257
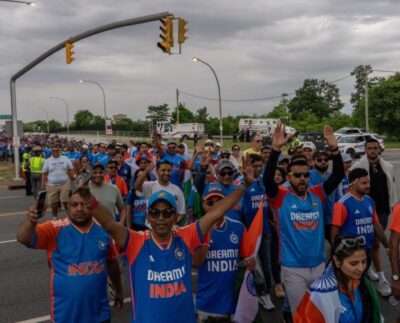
left=147, top=190, right=177, bottom=209
left=203, top=184, right=225, bottom=200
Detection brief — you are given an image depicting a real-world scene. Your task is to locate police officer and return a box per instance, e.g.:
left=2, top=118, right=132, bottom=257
left=21, top=146, right=32, bottom=196
left=29, top=146, right=46, bottom=199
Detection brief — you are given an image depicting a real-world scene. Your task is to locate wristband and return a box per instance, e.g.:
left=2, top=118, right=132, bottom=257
left=83, top=194, right=99, bottom=211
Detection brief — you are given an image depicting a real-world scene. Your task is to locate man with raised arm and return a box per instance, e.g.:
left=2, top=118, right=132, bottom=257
left=263, top=123, right=344, bottom=315
left=73, top=162, right=256, bottom=323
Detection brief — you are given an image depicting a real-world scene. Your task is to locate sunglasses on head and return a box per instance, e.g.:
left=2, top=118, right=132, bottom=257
left=148, top=208, right=176, bottom=219
left=289, top=171, right=310, bottom=178
left=220, top=171, right=234, bottom=177
left=316, top=157, right=329, bottom=163
left=334, top=236, right=366, bottom=254
left=205, top=143, right=214, bottom=147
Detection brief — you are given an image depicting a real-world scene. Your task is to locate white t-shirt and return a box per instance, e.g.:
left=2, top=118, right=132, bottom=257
left=43, top=155, right=73, bottom=186
left=142, top=180, right=185, bottom=215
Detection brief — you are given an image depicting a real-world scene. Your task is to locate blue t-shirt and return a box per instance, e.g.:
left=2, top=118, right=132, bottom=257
left=126, top=191, right=147, bottom=226
left=269, top=185, right=326, bottom=268
left=160, top=152, right=185, bottom=188
left=196, top=218, right=247, bottom=315
left=338, top=286, right=363, bottom=323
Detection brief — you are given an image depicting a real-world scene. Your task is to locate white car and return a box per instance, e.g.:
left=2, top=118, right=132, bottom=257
left=334, top=127, right=364, bottom=139
left=337, top=133, right=384, bottom=158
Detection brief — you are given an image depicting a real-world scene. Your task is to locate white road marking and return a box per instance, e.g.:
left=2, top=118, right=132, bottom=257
left=0, top=194, right=26, bottom=200
left=0, top=239, right=17, bottom=244
left=15, top=297, right=132, bottom=323
left=0, top=211, right=26, bottom=218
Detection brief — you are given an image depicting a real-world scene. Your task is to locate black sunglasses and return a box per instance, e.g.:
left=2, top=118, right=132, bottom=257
left=220, top=171, right=234, bottom=177
left=289, top=171, right=310, bottom=178
left=316, top=158, right=328, bottom=163
left=148, top=208, right=176, bottom=219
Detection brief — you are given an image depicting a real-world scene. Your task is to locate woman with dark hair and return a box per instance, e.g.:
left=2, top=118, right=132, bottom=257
left=125, top=168, right=151, bottom=231
left=294, top=234, right=383, bottom=323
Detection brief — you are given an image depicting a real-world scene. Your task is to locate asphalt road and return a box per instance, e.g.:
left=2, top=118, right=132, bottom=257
left=1, top=151, right=400, bottom=322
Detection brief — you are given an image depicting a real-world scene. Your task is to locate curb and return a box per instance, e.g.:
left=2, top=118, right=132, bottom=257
left=0, top=185, right=25, bottom=191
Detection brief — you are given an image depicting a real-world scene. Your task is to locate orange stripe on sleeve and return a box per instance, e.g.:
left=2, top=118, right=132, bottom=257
left=389, top=204, right=400, bottom=233
left=332, top=202, right=348, bottom=227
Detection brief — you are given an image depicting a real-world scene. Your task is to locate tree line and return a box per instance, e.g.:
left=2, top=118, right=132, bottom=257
left=23, top=65, right=400, bottom=139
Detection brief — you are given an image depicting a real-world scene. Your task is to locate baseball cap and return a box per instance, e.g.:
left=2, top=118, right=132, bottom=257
left=147, top=190, right=177, bottom=209
left=203, top=184, right=225, bottom=200
left=81, top=144, right=88, bottom=149
left=313, top=150, right=329, bottom=159
left=220, top=149, right=230, bottom=156
left=205, top=139, right=214, bottom=144
left=302, top=142, right=316, bottom=151
left=215, top=142, right=222, bottom=147
left=93, top=162, right=105, bottom=170
left=341, top=153, right=352, bottom=162
left=216, top=160, right=235, bottom=173
left=135, top=153, right=151, bottom=162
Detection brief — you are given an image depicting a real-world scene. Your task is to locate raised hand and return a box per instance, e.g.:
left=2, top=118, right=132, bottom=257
left=271, top=122, right=291, bottom=151
left=323, top=125, right=337, bottom=149
left=242, top=164, right=256, bottom=186
left=200, top=149, right=211, bottom=168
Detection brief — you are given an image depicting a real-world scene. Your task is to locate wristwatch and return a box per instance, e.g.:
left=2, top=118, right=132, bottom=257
left=392, top=274, right=400, bottom=281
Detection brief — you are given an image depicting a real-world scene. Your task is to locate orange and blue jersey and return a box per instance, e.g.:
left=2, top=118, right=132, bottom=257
left=104, top=174, right=128, bottom=199
left=332, top=193, right=379, bottom=249
left=120, top=222, right=206, bottom=323
left=29, top=218, right=116, bottom=323
left=269, top=185, right=326, bottom=268
left=196, top=218, right=251, bottom=315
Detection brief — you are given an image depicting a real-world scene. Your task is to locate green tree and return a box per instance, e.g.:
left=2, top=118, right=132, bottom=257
left=170, top=104, right=195, bottom=123
left=74, top=110, right=95, bottom=129
left=48, top=119, right=62, bottom=132
left=146, top=104, right=170, bottom=124
left=288, top=79, right=344, bottom=121
left=194, top=107, right=210, bottom=124
left=114, top=118, right=133, bottom=131
left=92, top=115, right=105, bottom=129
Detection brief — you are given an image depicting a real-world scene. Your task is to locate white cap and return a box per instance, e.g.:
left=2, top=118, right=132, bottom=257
left=341, top=153, right=352, bottom=162
left=302, top=141, right=316, bottom=151
left=215, top=142, right=222, bottom=147
left=205, top=139, right=214, bottom=144
left=81, top=144, right=88, bottom=149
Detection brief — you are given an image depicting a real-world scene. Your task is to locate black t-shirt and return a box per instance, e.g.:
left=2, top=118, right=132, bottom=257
left=369, top=162, right=390, bottom=214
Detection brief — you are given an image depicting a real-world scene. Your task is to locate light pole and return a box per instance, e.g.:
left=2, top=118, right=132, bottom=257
left=49, top=96, right=69, bottom=135
left=192, top=57, right=223, bottom=145
left=80, top=80, right=108, bottom=135
left=0, top=0, right=35, bottom=5
left=35, top=107, right=49, bottom=134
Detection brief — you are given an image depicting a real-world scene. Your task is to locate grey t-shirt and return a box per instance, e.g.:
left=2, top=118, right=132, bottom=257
left=90, top=182, right=124, bottom=216
left=43, top=155, right=73, bottom=186
left=142, top=181, right=185, bottom=215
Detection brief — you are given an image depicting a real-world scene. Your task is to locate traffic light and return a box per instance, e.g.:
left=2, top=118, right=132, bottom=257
left=65, top=41, right=75, bottom=64
left=157, top=16, right=173, bottom=54
left=178, top=19, right=188, bottom=44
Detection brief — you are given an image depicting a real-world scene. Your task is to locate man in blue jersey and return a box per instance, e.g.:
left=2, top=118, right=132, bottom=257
left=263, top=123, right=344, bottom=315
left=72, top=162, right=256, bottom=323
left=17, top=191, right=123, bottom=323
left=194, top=185, right=255, bottom=321
left=159, top=141, right=185, bottom=188
left=331, top=167, right=391, bottom=296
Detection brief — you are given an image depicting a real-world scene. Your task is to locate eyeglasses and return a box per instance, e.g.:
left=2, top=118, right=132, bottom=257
left=289, top=171, right=310, bottom=178
left=220, top=171, right=234, bottom=177
left=148, top=208, right=176, bottom=219
left=334, top=236, right=366, bottom=254
left=205, top=143, right=214, bottom=147
left=316, top=158, right=329, bottom=163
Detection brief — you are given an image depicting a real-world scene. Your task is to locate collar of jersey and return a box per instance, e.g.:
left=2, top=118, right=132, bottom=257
left=150, top=232, right=173, bottom=250
left=70, top=219, right=94, bottom=234
left=215, top=218, right=227, bottom=232
left=349, top=192, right=365, bottom=202
left=288, top=188, right=309, bottom=200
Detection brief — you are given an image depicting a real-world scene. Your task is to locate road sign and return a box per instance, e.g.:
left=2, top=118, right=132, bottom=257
left=0, top=115, right=11, bottom=120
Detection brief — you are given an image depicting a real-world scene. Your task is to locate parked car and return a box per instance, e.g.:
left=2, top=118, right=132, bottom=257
left=334, top=127, right=365, bottom=139
left=337, top=133, right=384, bottom=158
left=298, top=132, right=325, bottom=151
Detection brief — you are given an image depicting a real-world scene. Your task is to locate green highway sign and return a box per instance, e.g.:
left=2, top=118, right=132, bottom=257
left=0, top=115, right=11, bottom=120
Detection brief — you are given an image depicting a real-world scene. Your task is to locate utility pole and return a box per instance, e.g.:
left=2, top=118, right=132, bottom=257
left=176, top=88, right=179, bottom=124
left=364, top=72, right=369, bottom=132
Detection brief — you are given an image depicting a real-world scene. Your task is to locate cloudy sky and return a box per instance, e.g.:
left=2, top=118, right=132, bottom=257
left=1, top=0, right=399, bottom=125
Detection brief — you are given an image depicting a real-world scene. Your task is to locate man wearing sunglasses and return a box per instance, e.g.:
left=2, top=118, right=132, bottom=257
left=263, top=123, right=344, bottom=315
left=243, top=133, right=262, bottom=161
left=71, top=165, right=255, bottom=323
left=332, top=167, right=391, bottom=296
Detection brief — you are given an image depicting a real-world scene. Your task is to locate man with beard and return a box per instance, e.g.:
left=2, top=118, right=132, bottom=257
left=263, top=123, right=344, bottom=315
left=352, top=138, right=397, bottom=295
left=16, top=190, right=123, bottom=323
left=309, top=150, right=341, bottom=241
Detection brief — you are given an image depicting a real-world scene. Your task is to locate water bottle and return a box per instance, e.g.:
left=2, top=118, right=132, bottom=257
left=389, top=296, right=400, bottom=306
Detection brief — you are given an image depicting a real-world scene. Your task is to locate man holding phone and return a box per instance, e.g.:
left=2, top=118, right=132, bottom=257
left=17, top=190, right=123, bottom=323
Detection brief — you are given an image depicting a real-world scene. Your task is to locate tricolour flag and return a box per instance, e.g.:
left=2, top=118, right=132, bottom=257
left=233, top=201, right=264, bottom=323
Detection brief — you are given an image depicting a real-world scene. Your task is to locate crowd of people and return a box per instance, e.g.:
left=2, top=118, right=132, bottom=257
left=10, top=124, right=400, bottom=322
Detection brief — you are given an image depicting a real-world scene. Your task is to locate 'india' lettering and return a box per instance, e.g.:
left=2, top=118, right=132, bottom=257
left=68, top=261, right=105, bottom=276
left=149, top=280, right=187, bottom=298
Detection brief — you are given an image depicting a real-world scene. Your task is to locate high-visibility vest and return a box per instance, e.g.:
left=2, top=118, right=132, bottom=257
left=21, top=152, right=31, bottom=172
left=30, top=156, right=46, bottom=174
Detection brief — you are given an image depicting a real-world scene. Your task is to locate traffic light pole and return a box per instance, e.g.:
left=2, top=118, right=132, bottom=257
left=10, top=12, right=171, bottom=180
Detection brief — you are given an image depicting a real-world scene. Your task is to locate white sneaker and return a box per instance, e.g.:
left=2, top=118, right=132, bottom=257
left=377, top=280, right=392, bottom=297
left=258, top=294, right=275, bottom=311
left=367, top=268, right=379, bottom=281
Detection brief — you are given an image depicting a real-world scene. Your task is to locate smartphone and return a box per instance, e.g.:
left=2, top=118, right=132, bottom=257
left=36, top=190, right=47, bottom=218
left=71, top=170, right=93, bottom=194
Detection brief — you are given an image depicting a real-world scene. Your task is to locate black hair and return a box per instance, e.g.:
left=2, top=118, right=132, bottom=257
left=290, top=153, right=307, bottom=163
left=287, top=159, right=308, bottom=172
left=251, top=133, right=260, bottom=141
left=156, top=160, right=173, bottom=170
left=249, top=153, right=262, bottom=163
left=231, top=144, right=240, bottom=151
left=365, top=138, right=379, bottom=146
left=132, top=169, right=150, bottom=198
left=275, top=167, right=287, bottom=184
left=348, top=167, right=369, bottom=185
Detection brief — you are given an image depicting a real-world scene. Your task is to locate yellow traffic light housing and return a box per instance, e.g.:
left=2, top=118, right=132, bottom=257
left=65, top=41, right=75, bottom=64
left=157, top=16, right=173, bottom=54
left=178, top=19, right=188, bottom=44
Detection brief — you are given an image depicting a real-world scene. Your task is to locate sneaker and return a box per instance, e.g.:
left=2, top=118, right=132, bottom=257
left=377, top=280, right=392, bottom=297
left=367, top=268, right=379, bottom=281
left=275, top=284, right=286, bottom=298
left=258, top=294, right=275, bottom=311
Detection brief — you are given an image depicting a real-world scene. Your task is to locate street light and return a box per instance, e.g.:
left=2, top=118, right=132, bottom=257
left=49, top=96, right=70, bottom=135
left=192, top=57, right=223, bottom=145
left=80, top=80, right=108, bottom=135
left=35, top=107, right=49, bottom=134
left=0, top=0, right=35, bottom=5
